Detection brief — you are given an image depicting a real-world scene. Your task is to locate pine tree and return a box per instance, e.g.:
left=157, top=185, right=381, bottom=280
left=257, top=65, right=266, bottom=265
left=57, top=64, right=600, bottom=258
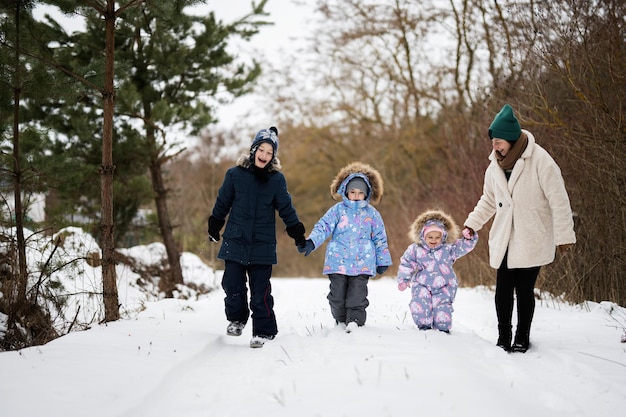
left=43, top=0, right=147, bottom=321
left=0, top=0, right=71, bottom=346
left=98, top=1, right=268, bottom=294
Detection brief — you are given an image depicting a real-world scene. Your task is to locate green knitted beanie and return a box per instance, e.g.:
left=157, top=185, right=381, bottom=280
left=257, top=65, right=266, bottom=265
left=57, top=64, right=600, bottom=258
left=489, top=104, right=521, bottom=142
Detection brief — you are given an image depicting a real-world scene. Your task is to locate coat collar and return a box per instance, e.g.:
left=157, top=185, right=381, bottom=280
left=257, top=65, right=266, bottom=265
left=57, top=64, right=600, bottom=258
left=488, top=129, right=536, bottom=163
left=488, top=129, right=536, bottom=195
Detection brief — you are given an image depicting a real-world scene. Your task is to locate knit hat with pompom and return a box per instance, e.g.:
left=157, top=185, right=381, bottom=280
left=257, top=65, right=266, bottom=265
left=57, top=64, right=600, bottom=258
left=251, top=126, right=279, bottom=155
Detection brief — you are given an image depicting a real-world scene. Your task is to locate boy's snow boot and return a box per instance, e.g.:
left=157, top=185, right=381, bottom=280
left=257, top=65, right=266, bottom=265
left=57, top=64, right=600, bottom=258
left=250, top=334, right=275, bottom=348
left=226, top=321, right=246, bottom=337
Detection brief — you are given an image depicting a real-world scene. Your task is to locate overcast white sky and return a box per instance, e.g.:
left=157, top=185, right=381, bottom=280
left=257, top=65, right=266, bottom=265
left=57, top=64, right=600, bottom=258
left=191, top=0, right=316, bottom=131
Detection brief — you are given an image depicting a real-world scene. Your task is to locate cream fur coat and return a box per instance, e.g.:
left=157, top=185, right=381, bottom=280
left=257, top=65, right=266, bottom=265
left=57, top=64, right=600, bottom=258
left=464, top=130, right=576, bottom=269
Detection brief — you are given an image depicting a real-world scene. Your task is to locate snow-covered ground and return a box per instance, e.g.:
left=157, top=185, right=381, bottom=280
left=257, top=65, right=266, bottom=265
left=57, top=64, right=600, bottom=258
left=1, top=228, right=625, bottom=417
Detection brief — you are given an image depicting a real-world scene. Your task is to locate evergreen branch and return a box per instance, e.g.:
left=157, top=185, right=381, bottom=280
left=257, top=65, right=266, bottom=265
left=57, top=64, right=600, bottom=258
left=115, top=0, right=147, bottom=18
left=83, top=0, right=106, bottom=15
left=1, top=40, right=103, bottom=94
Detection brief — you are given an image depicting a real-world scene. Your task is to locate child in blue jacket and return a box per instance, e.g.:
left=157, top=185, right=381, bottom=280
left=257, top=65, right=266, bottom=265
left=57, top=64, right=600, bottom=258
left=299, top=162, right=392, bottom=332
left=397, top=209, right=478, bottom=333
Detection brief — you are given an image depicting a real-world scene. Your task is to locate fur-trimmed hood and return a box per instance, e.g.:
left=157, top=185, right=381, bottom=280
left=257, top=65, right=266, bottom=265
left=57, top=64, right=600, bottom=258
left=236, top=154, right=282, bottom=171
left=330, top=161, right=384, bottom=204
left=409, top=209, right=460, bottom=244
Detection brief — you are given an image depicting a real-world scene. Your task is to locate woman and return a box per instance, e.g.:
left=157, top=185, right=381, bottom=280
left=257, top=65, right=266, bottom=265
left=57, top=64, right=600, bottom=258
left=463, top=104, right=576, bottom=353
left=208, top=126, right=306, bottom=348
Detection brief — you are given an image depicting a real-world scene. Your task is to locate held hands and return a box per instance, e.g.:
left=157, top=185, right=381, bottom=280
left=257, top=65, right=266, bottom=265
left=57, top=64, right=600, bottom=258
left=286, top=222, right=306, bottom=248
left=297, top=239, right=315, bottom=256
left=462, top=227, right=474, bottom=240
left=557, top=244, right=574, bottom=255
left=398, top=281, right=410, bottom=291
left=208, top=216, right=225, bottom=242
left=376, top=266, right=388, bottom=275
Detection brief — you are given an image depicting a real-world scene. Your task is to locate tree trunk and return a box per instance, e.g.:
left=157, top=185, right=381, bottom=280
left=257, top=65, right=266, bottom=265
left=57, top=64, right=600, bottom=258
left=149, top=158, right=184, bottom=296
left=100, top=0, right=120, bottom=322
left=10, top=1, right=28, bottom=316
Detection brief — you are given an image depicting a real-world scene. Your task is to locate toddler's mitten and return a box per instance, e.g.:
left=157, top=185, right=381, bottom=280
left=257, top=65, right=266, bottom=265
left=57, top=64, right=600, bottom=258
left=376, top=266, right=388, bottom=275
left=398, top=281, right=409, bottom=291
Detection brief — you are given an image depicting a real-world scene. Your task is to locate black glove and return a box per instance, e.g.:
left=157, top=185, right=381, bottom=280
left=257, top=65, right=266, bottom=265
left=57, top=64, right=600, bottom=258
left=208, top=216, right=225, bottom=242
left=298, top=239, right=315, bottom=256
left=286, top=222, right=306, bottom=248
left=376, top=266, right=388, bottom=275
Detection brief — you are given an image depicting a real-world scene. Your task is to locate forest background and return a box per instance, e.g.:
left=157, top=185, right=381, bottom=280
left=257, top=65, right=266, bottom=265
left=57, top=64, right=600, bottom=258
left=1, top=0, right=624, bottom=348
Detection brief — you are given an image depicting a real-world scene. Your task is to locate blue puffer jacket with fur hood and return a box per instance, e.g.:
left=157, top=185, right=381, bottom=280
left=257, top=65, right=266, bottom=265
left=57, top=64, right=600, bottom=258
left=307, top=162, right=392, bottom=277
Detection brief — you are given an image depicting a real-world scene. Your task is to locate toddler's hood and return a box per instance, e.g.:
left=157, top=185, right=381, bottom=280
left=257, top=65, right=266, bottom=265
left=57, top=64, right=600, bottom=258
left=409, top=209, right=460, bottom=244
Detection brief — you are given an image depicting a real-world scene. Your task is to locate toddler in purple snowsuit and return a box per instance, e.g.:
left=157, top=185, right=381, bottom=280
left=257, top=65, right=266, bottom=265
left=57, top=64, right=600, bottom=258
left=397, top=209, right=478, bottom=332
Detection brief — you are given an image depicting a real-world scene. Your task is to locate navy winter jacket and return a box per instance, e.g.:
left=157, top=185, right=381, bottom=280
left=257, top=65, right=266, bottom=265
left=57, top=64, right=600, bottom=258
left=211, top=156, right=300, bottom=265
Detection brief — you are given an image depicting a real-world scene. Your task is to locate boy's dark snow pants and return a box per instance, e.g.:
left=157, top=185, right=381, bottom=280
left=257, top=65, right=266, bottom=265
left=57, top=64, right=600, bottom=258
left=222, top=260, right=277, bottom=337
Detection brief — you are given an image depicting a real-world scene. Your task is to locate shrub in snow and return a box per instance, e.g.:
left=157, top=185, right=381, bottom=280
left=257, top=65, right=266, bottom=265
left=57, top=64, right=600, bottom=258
left=1, top=226, right=218, bottom=348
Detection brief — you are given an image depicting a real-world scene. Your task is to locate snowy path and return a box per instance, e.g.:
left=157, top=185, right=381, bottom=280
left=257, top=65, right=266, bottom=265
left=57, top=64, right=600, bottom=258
left=1, top=278, right=625, bottom=417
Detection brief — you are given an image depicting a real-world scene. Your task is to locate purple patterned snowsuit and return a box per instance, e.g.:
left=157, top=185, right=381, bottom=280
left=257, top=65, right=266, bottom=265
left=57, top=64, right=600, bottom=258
left=397, top=228, right=477, bottom=331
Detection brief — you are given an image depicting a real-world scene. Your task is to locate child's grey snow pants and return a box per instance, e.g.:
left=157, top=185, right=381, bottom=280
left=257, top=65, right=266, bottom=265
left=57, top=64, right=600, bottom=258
left=327, top=274, right=370, bottom=326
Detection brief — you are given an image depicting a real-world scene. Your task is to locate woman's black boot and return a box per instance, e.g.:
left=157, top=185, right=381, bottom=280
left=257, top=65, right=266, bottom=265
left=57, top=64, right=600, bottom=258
left=511, top=332, right=530, bottom=353
left=496, top=325, right=512, bottom=352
